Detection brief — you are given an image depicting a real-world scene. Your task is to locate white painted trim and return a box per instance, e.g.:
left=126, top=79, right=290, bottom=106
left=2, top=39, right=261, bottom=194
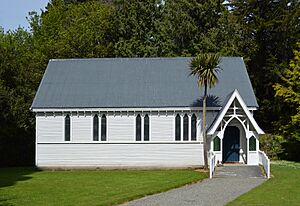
left=31, top=107, right=223, bottom=112
left=180, top=114, right=184, bottom=141
left=188, top=114, right=192, bottom=141
left=207, top=90, right=264, bottom=135
left=37, top=141, right=204, bottom=144
left=141, top=113, right=144, bottom=141
left=35, top=115, right=38, bottom=166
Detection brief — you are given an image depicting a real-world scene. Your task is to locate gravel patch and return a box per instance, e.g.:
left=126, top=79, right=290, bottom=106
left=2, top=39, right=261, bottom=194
left=121, top=165, right=266, bottom=206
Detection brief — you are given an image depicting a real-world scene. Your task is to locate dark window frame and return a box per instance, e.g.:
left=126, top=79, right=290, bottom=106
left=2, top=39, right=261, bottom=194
left=93, top=114, right=99, bottom=141
left=191, top=114, right=197, bottom=141
left=136, top=114, right=142, bottom=141
left=183, top=114, right=189, bottom=141
left=175, top=114, right=181, bottom=141
left=249, top=136, right=256, bottom=151
left=213, top=136, right=221, bottom=151
left=144, top=114, right=149, bottom=141
left=65, top=114, right=71, bottom=141
left=101, top=114, right=107, bottom=141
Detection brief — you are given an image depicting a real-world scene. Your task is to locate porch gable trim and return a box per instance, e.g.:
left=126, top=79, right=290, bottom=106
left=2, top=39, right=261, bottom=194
left=207, top=89, right=264, bottom=135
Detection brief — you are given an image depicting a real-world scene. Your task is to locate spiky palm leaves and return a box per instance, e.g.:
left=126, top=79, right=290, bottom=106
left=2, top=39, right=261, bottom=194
left=189, top=53, right=221, bottom=170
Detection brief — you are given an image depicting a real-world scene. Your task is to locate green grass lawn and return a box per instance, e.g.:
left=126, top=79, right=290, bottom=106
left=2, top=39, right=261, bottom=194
left=227, top=161, right=300, bottom=206
left=0, top=168, right=207, bottom=206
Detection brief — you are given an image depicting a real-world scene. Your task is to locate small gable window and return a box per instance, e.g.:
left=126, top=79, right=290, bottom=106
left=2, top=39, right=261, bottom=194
left=65, top=115, right=71, bottom=141
left=249, top=136, right=256, bottom=151
left=93, top=114, right=99, bottom=141
left=101, top=114, right=107, bottom=141
left=191, top=114, right=197, bottom=141
left=183, top=114, right=189, bottom=141
left=136, top=114, right=141, bottom=141
left=175, top=114, right=181, bottom=141
left=213, top=136, right=221, bottom=151
left=144, top=114, right=149, bottom=141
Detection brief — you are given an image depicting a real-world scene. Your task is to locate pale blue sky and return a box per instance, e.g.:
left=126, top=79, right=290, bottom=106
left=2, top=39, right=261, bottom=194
left=0, top=0, right=49, bottom=32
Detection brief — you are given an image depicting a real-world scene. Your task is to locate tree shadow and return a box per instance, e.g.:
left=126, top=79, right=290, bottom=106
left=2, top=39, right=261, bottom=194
left=0, top=197, right=13, bottom=206
left=280, top=140, right=300, bottom=162
left=0, top=167, right=38, bottom=189
left=190, top=95, right=222, bottom=107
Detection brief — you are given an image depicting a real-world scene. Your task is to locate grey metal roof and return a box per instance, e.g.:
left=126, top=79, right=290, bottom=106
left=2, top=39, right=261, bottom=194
left=31, top=57, right=258, bottom=109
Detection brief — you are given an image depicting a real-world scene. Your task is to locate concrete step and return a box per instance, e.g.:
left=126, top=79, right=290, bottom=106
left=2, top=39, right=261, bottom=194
left=213, top=165, right=266, bottom=179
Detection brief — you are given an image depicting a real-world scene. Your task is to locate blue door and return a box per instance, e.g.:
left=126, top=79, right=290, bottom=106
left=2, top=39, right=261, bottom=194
left=223, top=126, right=240, bottom=163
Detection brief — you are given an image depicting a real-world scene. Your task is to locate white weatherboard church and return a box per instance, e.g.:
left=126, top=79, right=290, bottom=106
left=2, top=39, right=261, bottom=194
left=31, top=57, right=268, bottom=170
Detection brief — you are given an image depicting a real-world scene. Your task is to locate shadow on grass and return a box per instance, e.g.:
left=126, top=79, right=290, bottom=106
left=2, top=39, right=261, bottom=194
left=280, top=140, right=300, bottom=162
left=0, top=167, right=38, bottom=189
left=0, top=197, right=13, bottom=206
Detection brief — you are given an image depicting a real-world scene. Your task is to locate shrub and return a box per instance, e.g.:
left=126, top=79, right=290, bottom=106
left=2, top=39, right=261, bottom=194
left=259, top=134, right=284, bottom=160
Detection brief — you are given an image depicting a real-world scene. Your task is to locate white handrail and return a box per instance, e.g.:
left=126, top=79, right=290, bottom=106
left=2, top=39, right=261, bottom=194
left=258, top=150, right=270, bottom=179
left=209, top=151, right=217, bottom=179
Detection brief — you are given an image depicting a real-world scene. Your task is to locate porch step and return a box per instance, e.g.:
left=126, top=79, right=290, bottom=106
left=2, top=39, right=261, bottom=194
left=213, top=165, right=265, bottom=178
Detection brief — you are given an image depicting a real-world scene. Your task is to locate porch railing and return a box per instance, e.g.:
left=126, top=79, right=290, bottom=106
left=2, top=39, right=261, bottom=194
left=209, top=151, right=217, bottom=179
left=258, top=150, right=270, bottom=179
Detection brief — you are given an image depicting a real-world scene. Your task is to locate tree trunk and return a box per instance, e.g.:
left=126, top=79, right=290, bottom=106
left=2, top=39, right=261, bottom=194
left=203, top=85, right=208, bottom=170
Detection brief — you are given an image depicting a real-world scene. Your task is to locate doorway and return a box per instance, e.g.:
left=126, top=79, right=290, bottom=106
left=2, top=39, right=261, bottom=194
left=223, top=126, right=240, bottom=163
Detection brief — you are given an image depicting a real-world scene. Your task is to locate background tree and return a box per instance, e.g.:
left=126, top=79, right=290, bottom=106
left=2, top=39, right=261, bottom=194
left=113, top=0, right=164, bottom=57
left=31, top=0, right=115, bottom=59
left=274, top=43, right=300, bottom=142
left=228, top=0, right=300, bottom=132
left=189, top=53, right=221, bottom=169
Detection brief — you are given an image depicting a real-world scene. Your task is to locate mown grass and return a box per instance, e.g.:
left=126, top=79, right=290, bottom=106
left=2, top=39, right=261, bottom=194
left=227, top=161, right=300, bottom=206
left=0, top=168, right=207, bottom=206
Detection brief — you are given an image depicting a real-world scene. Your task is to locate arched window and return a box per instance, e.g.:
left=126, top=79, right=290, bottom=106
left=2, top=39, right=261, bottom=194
left=101, top=114, right=107, bottom=141
left=144, top=114, right=149, bottom=141
left=191, top=114, right=197, bottom=141
left=65, top=114, right=71, bottom=141
left=93, top=114, right=99, bottom=141
left=136, top=114, right=141, bottom=141
left=213, top=136, right=221, bottom=151
left=175, top=114, right=181, bottom=141
left=249, top=136, right=256, bottom=151
left=183, top=114, right=189, bottom=141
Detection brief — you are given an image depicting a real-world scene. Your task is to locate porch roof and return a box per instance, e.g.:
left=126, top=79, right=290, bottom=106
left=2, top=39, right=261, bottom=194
left=207, top=89, right=264, bottom=135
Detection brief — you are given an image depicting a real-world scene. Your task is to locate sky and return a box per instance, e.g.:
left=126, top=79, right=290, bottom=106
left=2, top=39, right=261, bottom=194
left=0, top=0, right=49, bottom=32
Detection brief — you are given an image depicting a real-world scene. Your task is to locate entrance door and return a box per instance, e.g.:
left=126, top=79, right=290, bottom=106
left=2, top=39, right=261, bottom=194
left=223, top=126, right=240, bottom=163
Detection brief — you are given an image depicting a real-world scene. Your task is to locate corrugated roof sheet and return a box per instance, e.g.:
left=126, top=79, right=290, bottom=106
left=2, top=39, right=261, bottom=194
left=31, top=57, right=258, bottom=109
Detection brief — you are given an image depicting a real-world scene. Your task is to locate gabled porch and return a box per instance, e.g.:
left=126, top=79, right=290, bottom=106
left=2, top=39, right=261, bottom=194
left=207, top=90, right=270, bottom=178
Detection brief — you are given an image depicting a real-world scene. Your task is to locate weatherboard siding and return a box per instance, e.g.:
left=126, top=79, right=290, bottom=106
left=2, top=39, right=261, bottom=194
left=36, top=115, right=64, bottom=142
left=36, top=143, right=203, bottom=167
left=108, top=115, right=135, bottom=141
left=36, top=112, right=206, bottom=167
left=151, top=116, right=173, bottom=141
left=72, top=116, right=92, bottom=142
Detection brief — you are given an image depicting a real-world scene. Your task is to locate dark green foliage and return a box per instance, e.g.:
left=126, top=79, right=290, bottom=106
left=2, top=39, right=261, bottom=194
left=228, top=0, right=300, bottom=131
left=113, top=0, right=164, bottom=57
left=0, top=126, right=35, bottom=167
left=259, top=134, right=284, bottom=160
left=273, top=44, right=300, bottom=142
left=31, top=0, right=116, bottom=58
left=280, top=140, right=300, bottom=161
